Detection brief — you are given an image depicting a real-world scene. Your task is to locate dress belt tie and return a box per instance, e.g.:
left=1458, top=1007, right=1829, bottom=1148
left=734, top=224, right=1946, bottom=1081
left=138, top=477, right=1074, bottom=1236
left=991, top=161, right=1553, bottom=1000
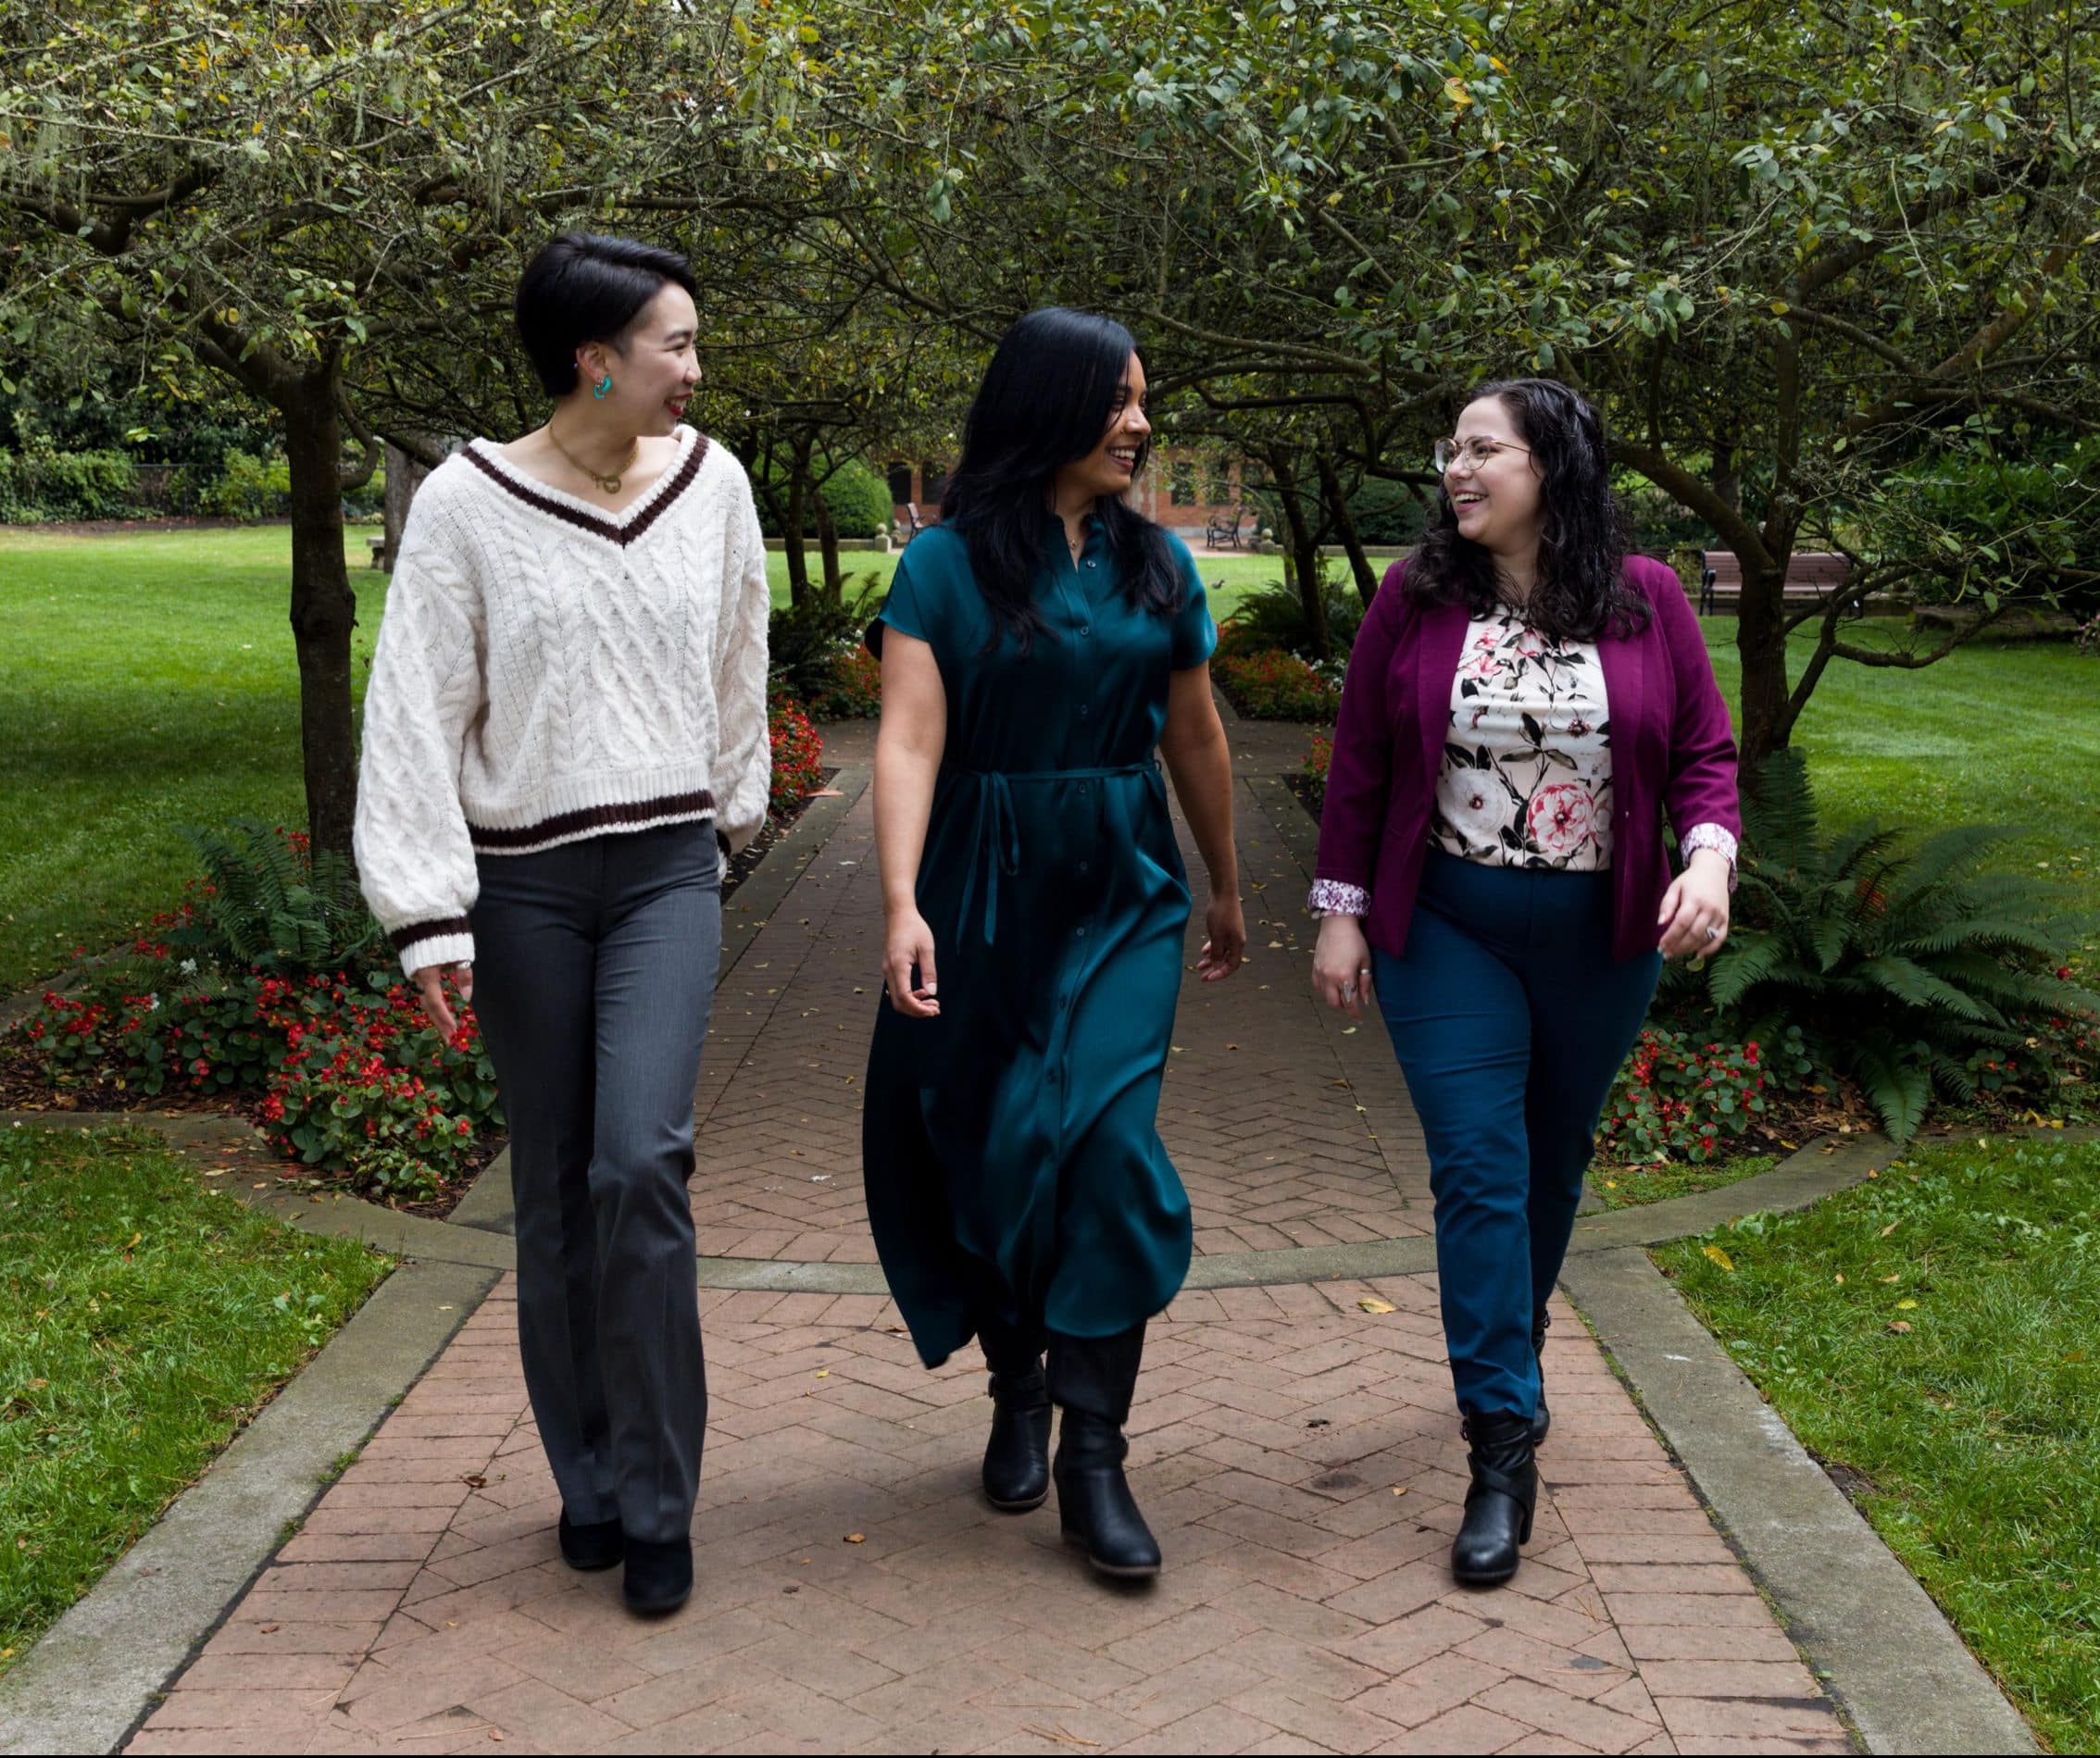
left=945, top=761, right=1156, bottom=944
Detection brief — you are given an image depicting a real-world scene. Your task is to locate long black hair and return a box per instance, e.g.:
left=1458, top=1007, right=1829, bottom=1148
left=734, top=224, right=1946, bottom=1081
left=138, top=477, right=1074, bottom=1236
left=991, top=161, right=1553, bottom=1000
left=941, top=308, right=1183, bottom=646
left=515, top=232, right=697, bottom=397
left=1406, top=378, right=1648, bottom=641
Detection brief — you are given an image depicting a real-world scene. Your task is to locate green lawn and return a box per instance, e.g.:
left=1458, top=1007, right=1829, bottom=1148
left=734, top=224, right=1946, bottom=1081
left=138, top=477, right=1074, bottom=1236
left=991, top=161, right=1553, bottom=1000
left=1592, top=1153, right=1779, bottom=1211
left=1, top=526, right=2091, bottom=990
left=1656, top=1134, right=2100, bottom=1751
left=0, top=1124, right=392, bottom=1676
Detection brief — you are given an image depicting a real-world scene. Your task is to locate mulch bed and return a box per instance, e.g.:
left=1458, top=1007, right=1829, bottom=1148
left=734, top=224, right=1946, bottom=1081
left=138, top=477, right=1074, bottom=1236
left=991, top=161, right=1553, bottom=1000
left=0, top=775, right=841, bottom=1220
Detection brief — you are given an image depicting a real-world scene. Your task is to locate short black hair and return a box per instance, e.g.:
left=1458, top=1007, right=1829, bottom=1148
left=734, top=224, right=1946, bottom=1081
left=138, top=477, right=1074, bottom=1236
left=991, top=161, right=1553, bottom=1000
left=514, top=232, right=698, bottom=398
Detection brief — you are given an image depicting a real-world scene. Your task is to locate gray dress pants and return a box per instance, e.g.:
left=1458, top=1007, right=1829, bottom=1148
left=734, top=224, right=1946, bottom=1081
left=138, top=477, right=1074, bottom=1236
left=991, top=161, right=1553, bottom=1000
left=469, top=823, right=720, bottom=1544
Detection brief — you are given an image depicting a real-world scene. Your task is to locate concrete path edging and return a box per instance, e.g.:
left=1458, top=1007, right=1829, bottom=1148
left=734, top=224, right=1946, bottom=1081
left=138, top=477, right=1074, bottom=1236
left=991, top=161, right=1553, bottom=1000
left=0, top=1256, right=499, bottom=1757
left=1558, top=1244, right=2039, bottom=1756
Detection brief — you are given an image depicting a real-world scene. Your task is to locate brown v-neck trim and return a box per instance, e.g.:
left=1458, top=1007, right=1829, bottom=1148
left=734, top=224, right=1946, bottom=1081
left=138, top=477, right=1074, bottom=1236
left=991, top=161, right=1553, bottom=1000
left=462, top=432, right=710, bottom=547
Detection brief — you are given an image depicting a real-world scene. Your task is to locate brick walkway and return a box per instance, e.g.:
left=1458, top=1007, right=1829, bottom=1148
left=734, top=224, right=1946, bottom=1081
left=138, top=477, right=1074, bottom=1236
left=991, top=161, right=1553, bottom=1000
left=128, top=717, right=1851, bottom=1755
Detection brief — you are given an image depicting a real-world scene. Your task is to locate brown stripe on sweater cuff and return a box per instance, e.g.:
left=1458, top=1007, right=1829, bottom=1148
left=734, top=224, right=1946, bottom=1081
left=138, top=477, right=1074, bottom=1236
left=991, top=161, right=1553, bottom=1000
left=468, top=791, right=718, bottom=853
left=389, top=916, right=473, bottom=954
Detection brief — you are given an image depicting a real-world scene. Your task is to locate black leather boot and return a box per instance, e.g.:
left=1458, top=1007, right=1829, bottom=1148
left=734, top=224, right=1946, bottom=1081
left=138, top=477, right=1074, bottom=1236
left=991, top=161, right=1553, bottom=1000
left=1531, top=1311, right=1551, bottom=1447
left=1451, top=1411, right=1537, bottom=1588
left=982, top=1365, right=1052, bottom=1511
left=621, top=1535, right=693, bottom=1615
left=1047, top=1324, right=1158, bottom=1579
left=557, top=1509, right=624, bottom=1572
left=1053, top=1409, right=1161, bottom=1578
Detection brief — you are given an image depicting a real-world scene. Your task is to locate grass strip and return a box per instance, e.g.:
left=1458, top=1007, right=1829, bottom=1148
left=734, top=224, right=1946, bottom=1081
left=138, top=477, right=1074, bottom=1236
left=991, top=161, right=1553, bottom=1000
left=1592, top=1153, right=1778, bottom=1210
left=0, top=1123, right=392, bottom=1675
left=1656, top=1134, right=2100, bottom=1751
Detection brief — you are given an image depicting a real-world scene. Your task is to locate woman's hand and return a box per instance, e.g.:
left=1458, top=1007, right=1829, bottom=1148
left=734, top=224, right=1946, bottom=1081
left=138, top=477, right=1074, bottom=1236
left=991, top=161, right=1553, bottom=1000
left=882, top=906, right=941, bottom=1016
left=1195, top=891, right=1246, bottom=982
left=1657, top=849, right=1732, bottom=959
left=412, top=962, right=473, bottom=1037
left=1312, top=915, right=1375, bottom=1020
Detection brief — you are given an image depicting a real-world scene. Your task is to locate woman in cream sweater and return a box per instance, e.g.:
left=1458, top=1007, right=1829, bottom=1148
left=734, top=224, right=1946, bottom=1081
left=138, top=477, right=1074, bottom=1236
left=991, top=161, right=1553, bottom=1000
left=355, top=231, right=770, bottom=1615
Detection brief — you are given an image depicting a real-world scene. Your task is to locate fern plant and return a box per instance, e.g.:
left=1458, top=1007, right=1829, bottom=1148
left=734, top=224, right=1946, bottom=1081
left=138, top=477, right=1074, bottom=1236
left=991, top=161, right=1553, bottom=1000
left=176, top=820, right=385, bottom=979
left=1699, top=752, right=2095, bottom=1142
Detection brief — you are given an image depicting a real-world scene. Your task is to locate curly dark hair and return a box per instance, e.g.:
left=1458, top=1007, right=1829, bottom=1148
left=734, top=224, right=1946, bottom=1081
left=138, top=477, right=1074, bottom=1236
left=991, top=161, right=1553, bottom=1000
left=1406, top=378, right=1649, bottom=641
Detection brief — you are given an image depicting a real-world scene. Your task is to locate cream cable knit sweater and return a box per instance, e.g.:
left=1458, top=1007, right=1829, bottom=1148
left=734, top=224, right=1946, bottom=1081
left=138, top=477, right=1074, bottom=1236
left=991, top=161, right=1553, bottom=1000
left=354, top=426, right=771, bottom=977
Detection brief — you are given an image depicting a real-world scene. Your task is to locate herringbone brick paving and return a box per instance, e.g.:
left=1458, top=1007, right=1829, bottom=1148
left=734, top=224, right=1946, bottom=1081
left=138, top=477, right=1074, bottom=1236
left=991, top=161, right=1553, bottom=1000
left=126, top=715, right=1852, bottom=1752
left=130, top=1279, right=1847, bottom=1755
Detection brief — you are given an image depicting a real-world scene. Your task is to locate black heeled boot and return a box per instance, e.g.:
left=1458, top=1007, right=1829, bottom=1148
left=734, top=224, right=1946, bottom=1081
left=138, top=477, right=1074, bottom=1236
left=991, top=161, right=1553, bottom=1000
left=1047, top=1324, right=1158, bottom=1579
left=982, top=1365, right=1052, bottom=1511
left=557, top=1509, right=624, bottom=1572
left=1451, top=1411, right=1537, bottom=1588
left=1531, top=1311, right=1552, bottom=1447
left=1053, top=1410, right=1161, bottom=1578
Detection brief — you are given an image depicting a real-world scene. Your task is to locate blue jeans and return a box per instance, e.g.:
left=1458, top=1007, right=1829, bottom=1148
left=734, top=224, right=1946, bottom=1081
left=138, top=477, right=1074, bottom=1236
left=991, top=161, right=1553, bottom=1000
left=1373, top=852, right=1660, bottom=1418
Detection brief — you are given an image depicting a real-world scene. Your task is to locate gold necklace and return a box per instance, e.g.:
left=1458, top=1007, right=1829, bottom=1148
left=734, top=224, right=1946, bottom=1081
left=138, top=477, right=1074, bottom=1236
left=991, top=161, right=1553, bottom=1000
left=546, top=421, right=639, bottom=495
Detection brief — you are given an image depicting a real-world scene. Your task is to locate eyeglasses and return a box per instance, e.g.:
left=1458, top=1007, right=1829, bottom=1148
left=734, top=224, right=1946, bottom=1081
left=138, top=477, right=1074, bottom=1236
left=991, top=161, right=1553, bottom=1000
left=1434, top=437, right=1531, bottom=475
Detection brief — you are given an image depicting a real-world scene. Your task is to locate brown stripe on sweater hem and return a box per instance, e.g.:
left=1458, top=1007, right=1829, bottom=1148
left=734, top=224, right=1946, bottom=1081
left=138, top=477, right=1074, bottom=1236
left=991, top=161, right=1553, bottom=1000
left=468, top=792, right=718, bottom=852
left=389, top=916, right=472, bottom=954
left=459, top=435, right=709, bottom=547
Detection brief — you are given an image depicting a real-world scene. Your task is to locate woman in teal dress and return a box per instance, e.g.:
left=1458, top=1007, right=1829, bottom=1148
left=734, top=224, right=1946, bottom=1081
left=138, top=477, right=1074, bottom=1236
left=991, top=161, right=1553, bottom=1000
left=864, top=309, right=1244, bottom=1580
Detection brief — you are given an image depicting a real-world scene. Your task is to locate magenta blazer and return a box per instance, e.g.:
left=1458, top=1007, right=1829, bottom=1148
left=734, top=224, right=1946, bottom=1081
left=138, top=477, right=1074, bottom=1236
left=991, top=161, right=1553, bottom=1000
left=1315, top=555, right=1742, bottom=963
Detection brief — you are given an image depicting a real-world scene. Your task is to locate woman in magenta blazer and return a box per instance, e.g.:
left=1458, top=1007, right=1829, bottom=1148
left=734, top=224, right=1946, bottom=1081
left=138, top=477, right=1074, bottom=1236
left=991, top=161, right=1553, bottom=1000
left=1309, top=379, right=1739, bottom=1588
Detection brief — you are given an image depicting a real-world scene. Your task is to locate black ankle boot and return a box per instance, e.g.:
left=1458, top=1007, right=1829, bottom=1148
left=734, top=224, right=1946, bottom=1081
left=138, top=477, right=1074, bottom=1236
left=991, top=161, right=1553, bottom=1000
left=622, top=1535, right=693, bottom=1615
left=982, top=1365, right=1052, bottom=1511
left=1053, top=1409, right=1160, bottom=1579
left=1451, top=1411, right=1537, bottom=1588
left=1531, top=1312, right=1552, bottom=1447
left=557, top=1509, right=624, bottom=1572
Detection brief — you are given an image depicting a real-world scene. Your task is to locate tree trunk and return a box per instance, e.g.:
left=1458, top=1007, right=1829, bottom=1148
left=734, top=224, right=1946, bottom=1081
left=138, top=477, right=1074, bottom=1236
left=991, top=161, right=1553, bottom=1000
left=812, top=472, right=843, bottom=602
left=1269, top=454, right=1330, bottom=657
left=1316, top=452, right=1378, bottom=608
left=781, top=433, right=813, bottom=609
left=381, top=439, right=432, bottom=571
left=281, top=371, right=360, bottom=856
left=1735, top=505, right=1801, bottom=774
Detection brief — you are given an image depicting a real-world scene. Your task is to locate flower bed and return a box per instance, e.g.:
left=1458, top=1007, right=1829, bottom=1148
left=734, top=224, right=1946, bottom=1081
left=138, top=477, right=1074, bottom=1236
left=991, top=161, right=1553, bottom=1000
left=1215, top=647, right=1342, bottom=720
left=16, top=935, right=501, bottom=1204
left=1598, top=1025, right=1814, bottom=1165
left=805, top=646, right=881, bottom=719
left=769, top=687, right=826, bottom=817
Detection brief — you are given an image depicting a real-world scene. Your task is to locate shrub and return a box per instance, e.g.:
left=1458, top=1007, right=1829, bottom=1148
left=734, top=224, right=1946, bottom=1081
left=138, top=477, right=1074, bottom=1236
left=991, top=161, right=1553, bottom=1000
left=768, top=573, right=886, bottom=704
left=1599, top=1026, right=1814, bottom=1165
left=1692, top=752, right=2098, bottom=1141
left=0, top=447, right=142, bottom=522
left=1216, top=647, right=1342, bottom=721
left=197, top=449, right=293, bottom=520
left=768, top=688, right=824, bottom=817
left=176, top=821, right=385, bottom=979
left=1345, top=478, right=1432, bottom=545
left=806, top=646, right=881, bottom=719
left=1215, top=574, right=1365, bottom=662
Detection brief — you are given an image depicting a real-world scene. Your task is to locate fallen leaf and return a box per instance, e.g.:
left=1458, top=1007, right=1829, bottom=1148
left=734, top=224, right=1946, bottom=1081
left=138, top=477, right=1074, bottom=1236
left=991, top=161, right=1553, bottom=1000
left=1702, top=1243, right=1735, bottom=1272
left=815, top=1369, right=830, bottom=1378
left=1833, top=1273, right=1845, bottom=1284
left=844, top=1533, right=865, bottom=1543
left=461, top=1474, right=488, bottom=1490
left=1390, top=1486, right=1409, bottom=1496
left=1357, top=1297, right=1396, bottom=1315
left=1879, top=1222, right=1899, bottom=1237
left=1895, top=1298, right=1919, bottom=1310
left=1887, top=1320, right=1913, bottom=1334
left=1879, top=1274, right=1901, bottom=1284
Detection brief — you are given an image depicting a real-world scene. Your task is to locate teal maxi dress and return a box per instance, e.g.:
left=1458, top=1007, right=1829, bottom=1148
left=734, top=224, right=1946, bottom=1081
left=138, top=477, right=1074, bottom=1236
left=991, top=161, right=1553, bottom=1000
left=863, top=519, right=1218, bottom=1369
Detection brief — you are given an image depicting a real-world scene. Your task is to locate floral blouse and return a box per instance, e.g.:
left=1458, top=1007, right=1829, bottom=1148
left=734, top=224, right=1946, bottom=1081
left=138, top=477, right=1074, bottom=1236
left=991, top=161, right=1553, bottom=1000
left=1434, top=609, right=1612, bottom=869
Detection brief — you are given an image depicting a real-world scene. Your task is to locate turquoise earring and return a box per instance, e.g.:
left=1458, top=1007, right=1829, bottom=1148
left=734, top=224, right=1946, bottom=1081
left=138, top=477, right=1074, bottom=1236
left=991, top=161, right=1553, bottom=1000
left=592, top=372, right=612, bottom=400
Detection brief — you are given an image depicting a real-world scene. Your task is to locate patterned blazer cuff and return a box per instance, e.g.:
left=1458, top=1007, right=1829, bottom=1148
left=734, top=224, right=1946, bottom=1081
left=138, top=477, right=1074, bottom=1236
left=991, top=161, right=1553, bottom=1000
left=1681, top=824, right=1740, bottom=891
left=1308, top=879, right=1371, bottom=917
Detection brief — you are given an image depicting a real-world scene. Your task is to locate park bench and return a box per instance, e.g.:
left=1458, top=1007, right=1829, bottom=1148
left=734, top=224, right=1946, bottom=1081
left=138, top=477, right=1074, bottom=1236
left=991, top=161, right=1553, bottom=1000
left=1206, top=506, right=1247, bottom=550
